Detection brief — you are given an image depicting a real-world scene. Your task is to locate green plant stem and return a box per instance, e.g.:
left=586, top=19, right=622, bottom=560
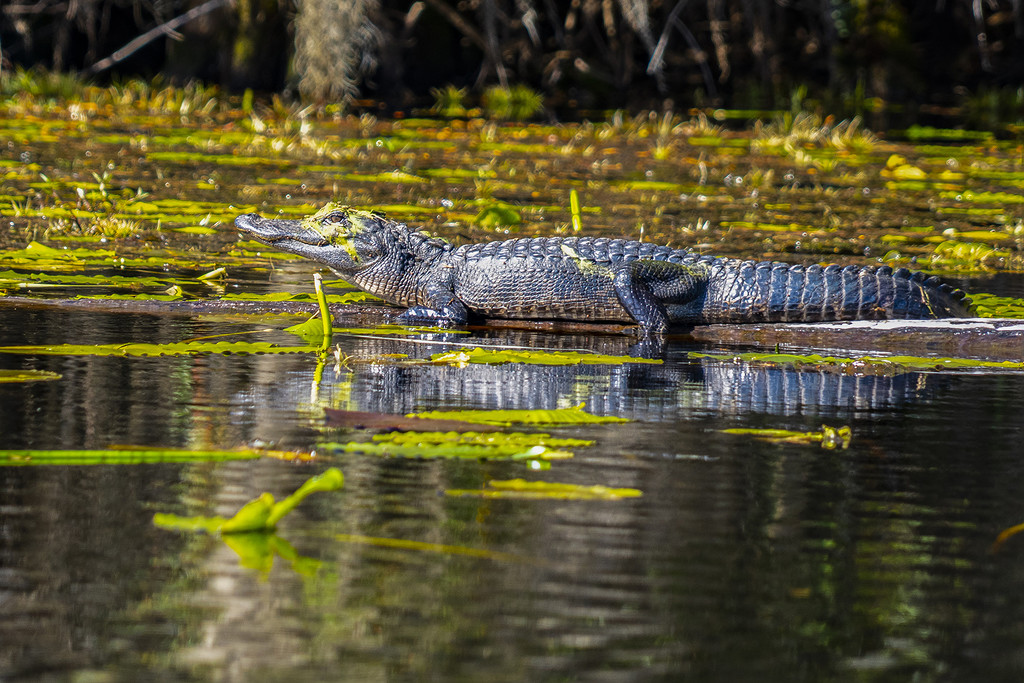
left=570, top=189, right=582, bottom=232
left=313, top=272, right=332, bottom=352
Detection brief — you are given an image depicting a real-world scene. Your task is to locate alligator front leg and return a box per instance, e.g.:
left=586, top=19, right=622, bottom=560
left=612, top=260, right=707, bottom=333
left=395, top=283, right=469, bottom=325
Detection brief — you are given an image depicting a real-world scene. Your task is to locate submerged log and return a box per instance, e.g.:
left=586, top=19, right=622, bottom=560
left=2, top=296, right=1021, bottom=360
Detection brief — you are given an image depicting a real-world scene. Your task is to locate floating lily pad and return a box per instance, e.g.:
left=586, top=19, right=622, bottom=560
left=0, top=369, right=62, bottom=383
left=222, top=291, right=377, bottom=303
left=408, top=403, right=628, bottom=426
left=969, top=292, right=1024, bottom=319
left=446, top=478, right=642, bottom=500
left=373, top=430, right=592, bottom=448
left=0, top=341, right=316, bottom=357
left=322, top=440, right=572, bottom=461
left=474, top=204, right=522, bottom=228
left=284, top=317, right=463, bottom=343
left=332, top=533, right=529, bottom=563
left=930, top=240, right=1012, bottom=269
left=721, top=424, right=852, bottom=449
left=0, top=446, right=278, bottom=466
left=323, top=429, right=591, bottom=462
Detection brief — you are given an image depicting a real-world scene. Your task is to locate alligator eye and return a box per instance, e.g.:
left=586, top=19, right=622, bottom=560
left=324, top=211, right=347, bottom=225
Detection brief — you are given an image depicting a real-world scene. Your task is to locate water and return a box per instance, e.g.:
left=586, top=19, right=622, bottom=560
left=3, top=304, right=1024, bottom=681
left=3, top=103, right=1024, bottom=681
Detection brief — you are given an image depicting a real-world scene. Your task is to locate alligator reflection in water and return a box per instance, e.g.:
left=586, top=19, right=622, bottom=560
left=239, top=331, right=941, bottom=429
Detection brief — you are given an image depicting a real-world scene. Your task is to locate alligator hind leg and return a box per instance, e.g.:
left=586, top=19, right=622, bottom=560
left=612, top=260, right=707, bottom=333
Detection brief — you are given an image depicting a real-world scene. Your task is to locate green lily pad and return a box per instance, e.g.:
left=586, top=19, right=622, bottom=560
left=0, top=369, right=62, bottom=383
left=446, top=478, right=642, bottom=500
left=968, top=292, right=1024, bottom=319
left=0, top=446, right=276, bottom=466
left=323, top=429, right=591, bottom=462
left=322, top=440, right=573, bottom=461
left=474, top=204, right=522, bottom=228
left=221, top=291, right=376, bottom=303
left=373, top=430, right=593, bottom=448
left=721, top=424, right=852, bottom=449
left=408, top=403, right=628, bottom=426
left=0, top=341, right=316, bottom=357
left=284, top=317, right=462, bottom=343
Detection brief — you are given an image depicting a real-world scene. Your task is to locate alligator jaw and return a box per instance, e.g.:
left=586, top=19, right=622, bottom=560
left=234, top=213, right=328, bottom=247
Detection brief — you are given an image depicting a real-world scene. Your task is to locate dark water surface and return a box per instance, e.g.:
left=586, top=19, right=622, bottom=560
left=3, top=303, right=1024, bottom=682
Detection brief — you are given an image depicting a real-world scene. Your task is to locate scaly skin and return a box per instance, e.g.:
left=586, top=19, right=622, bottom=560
left=234, top=204, right=970, bottom=332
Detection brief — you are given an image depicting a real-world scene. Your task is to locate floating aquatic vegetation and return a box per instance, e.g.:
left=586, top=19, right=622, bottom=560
left=942, top=229, right=1015, bottom=243
left=752, top=113, right=877, bottom=154
left=323, top=408, right=502, bottom=432
left=0, top=369, right=62, bottom=383
left=333, top=533, right=530, bottom=564
left=151, top=468, right=343, bottom=574
left=408, top=403, right=628, bottom=426
left=880, top=154, right=927, bottom=181
left=322, top=438, right=572, bottom=462
left=221, top=291, right=376, bottom=303
left=73, top=292, right=185, bottom=301
left=0, top=341, right=316, bottom=357
left=613, top=179, right=687, bottom=192
left=0, top=269, right=179, bottom=290
left=721, top=424, right=852, bottom=449
left=968, top=292, right=1024, bottom=318
left=940, top=190, right=1024, bottom=205
left=373, top=430, right=592, bottom=449
left=429, top=347, right=661, bottom=367
left=430, top=84, right=469, bottom=118
left=901, top=126, right=994, bottom=142
left=153, top=468, right=343, bottom=534
left=474, top=203, right=522, bottom=228
left=691, top=351, right=1024, bottom=373
left=0, top=241, right=96, bottom=265
left=324, top=429, right=588, bottom=462
left=0, top=446, right=282, bottom=466
left=446, top=478, right=642, bottom=500
left=930, top=240, right=1013, bottom=270
left=482, top=84, right=544, bottom=121
left=284, top=317, right=461, bottom=344
left=342, top=170, right=428, bottom=184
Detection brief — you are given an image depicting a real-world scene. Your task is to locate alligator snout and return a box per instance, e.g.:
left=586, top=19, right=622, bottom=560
left=233, top=213, right=327, bottom=246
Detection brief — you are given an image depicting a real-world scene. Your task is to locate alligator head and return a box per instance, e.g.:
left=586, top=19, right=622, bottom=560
left=234, top=204, right=390, bottom=276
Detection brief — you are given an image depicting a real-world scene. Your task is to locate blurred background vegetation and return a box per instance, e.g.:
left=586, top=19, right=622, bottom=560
left=1, top=0, right=1022, bottom=124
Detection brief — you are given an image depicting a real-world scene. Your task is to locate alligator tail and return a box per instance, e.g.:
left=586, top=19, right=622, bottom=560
left=707, top=261, right=970, bottom=322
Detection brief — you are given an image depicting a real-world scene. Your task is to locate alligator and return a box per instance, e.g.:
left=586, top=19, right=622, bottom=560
left=233, top=204, right=970, bottom=332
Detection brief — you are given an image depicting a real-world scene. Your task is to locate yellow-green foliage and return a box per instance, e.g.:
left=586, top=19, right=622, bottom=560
left=482, top=84, right=543, bottom=121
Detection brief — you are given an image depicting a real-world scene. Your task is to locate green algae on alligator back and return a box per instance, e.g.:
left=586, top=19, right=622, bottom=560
left=234, top=204, right=971, bottom=333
